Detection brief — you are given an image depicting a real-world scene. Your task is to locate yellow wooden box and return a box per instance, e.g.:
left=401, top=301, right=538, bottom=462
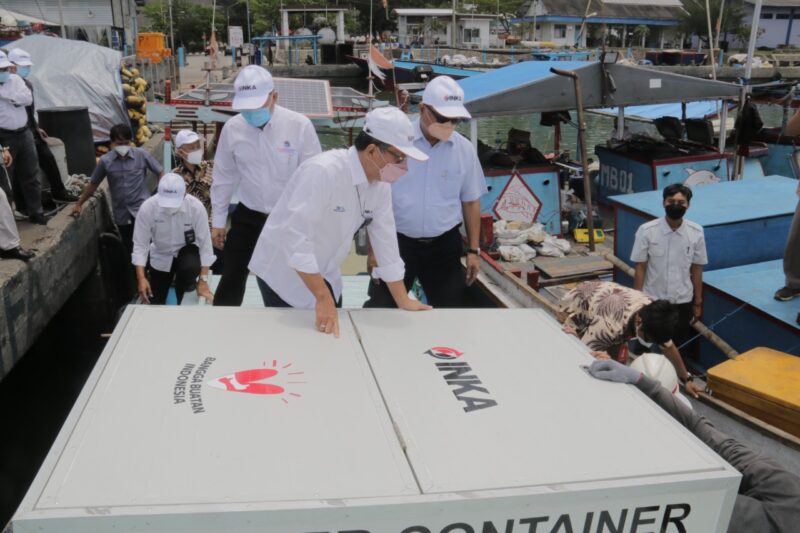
left=707, top=347, right=800, bottom=437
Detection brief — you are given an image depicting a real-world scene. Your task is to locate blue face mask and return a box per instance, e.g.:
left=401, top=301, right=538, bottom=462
left=16, top=66, right=30, bottom=78
left=0, top=72, right=10, bottom=84
left=242, top=107, right=271, bottom=128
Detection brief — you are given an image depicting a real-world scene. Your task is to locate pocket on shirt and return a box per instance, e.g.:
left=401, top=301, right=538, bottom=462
left=649, top=243, right=666, bottom=257
left=436, top=169, right=463, bottom=198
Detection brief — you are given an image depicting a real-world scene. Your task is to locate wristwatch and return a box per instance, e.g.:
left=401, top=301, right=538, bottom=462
left=466, top=248, right=480, bottom=255
left=198, top=275, right=208, bottom=283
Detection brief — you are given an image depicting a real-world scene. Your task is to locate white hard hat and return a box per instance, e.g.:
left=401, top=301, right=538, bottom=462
left=363, top=106, right=428, bottom=161
left=631, top=353, right=679, bottom=394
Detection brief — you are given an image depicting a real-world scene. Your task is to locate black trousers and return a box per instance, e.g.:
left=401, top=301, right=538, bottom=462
left=213, top=203, right=268, bottom=307
left=363, top=225, right=466, bottom=308
left=118, top=220, right=135, bottom=257
left=34, top=135, right=68, bottom=198
left=0, top=127, right=42, bottom=216
left=256, top=277, right=342, bottom=308
left=148, top=245, right=201, bottom=305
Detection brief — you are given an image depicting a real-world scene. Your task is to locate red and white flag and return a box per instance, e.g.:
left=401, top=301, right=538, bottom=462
left=368, top=44, right=393, bottom=81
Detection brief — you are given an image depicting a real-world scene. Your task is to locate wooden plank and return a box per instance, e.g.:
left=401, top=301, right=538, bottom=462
left=534, top=255, right=612, bottom=279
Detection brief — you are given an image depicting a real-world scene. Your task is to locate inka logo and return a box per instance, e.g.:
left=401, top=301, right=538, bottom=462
left=206, top=359, right=305, bottom=405
left=443, top=95, right=463, bottom=102
left=425, top=346, right=464, bottom=360
left=424, top=347, right=497, bottom=413
left=237, top=84, right=258, bottom=92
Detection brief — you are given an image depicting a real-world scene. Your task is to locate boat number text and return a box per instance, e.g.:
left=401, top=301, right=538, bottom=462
left=600, top=164, right=635, bottom=194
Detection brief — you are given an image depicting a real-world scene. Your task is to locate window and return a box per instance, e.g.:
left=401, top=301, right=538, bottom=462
left=554, top=24, right=567, bottom=39
left=463, top=28, right=480, bottom=43
left=776, top=13, right=790, bottom=20
left=762, top=13, right=773, bottom=19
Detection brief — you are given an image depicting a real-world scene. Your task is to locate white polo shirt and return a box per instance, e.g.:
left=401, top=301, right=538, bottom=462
left=210, top=105, right=322, bottom=228
left=0, top=74, right=32, bottom=130
left=631, top=217, right=708, bottom=304
left=391, top=121, right=487, bottom=239
left=132, top=194, right=216, bottom=273
left=249, top=147, right=405, bottom=309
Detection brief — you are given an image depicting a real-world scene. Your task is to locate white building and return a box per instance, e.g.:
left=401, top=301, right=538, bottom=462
left=516, top=0, right=684, bottom=48
left=393, top=8, right=500, bottom=48
left=739, top=0, right=800, bottom=49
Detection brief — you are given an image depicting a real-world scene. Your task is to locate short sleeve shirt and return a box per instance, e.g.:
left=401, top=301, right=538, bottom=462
left=630, top=217, right=708, bottom=304
left=91, top=147, right=163, bottom=225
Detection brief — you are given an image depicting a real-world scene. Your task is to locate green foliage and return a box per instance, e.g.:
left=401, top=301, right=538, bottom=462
left=678, top=0, right=745, bottom=45
left=142, top=0, right=222, bottom=52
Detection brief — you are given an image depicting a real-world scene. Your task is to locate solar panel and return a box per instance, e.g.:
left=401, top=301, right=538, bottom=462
left=171, top=79, right=333, bottom=119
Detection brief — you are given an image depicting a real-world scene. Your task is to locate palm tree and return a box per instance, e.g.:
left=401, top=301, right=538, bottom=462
left=633, top=24, right=650, bottom=48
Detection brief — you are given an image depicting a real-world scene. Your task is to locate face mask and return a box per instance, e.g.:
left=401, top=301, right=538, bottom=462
left=162, top=206, right=181, bottom=215
left=114, top=145, right=131, bottom=157
left=372, top=150, right=408, bottom=183
left=428, top=121, right=456, bottom=142
left=185, top=149, right=203, bottom=165
left=0, top=72, right=10, bottom=84
left=635, top=324, right=653, bottom=348
left=242, top=107, right=271, bottom=128
left=665, top=204, right=687, bottom=220
left=16, top=66, right=30, bottom=78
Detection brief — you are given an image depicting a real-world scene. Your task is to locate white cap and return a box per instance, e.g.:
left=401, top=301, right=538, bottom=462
left=631, top=353, right=679, bottom=395
left=421, top=75, right=471, bottom=119
left=0, top=51, right=12, bottom=69
left=8, top=48, right=33, bottom=66
left=157, top=173, right=186, bottom=208
left=174, top=129, right=200, bottom=149
left=363, top=107, right=428, bottom=161
left=232, top=65, right=274, bottom=110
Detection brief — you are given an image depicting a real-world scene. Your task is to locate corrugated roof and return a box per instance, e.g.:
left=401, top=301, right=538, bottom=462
left=745, top=0, right=799, bottom=6
left=517, top=0, right=684, bottom=20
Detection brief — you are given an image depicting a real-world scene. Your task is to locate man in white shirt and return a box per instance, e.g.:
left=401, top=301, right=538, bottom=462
left=132, top=173, right=215, bottom=305
left=363, top=76, right=487, bottom=308
left=211, top=65, right=321, bottom=306
left=249, top=107, right=431, bottom=336
left=0, top=50, right=46, bottom=224
left=0, top=145, right=34, bottom=261
left=775, top=109, right=800, bottom=306
left=631, top=183, right=708, bottom=360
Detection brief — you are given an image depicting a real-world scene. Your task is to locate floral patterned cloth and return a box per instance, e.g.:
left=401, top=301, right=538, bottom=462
left=559, top=281, right=652, bottom=359
left=173, top=161, right=213, bottom=226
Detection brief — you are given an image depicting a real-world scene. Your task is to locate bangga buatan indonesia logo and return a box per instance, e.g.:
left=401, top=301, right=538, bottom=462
left=207, top=359, right=305, bottom=404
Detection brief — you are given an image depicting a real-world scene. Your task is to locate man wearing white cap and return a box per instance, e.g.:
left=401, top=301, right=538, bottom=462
left=8, top=48, right=77, bottom=204
left=0, top=50, right=47, bottom=224
left=0, top=145, right=34, bottom=261
left=132, top=173, right=216, bottom=305
left=249, top=106, right=431, bottom=336
left=364, top=75, right=487, bottom=309
left=211, top=65, right=321, bottom=306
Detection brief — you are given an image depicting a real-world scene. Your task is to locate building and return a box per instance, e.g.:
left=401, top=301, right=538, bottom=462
left=1, top=0, right=139, bottom=52
left=393, top=8, right=501, bottom=48
left=740, top=0, right=799, bottom=49
left=515, top=0, right=684, bottom=48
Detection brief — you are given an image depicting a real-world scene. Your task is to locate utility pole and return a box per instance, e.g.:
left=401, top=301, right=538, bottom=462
left=246, top=0, right=252, bottom=44
left=452, top=0, right=457, bottom=48
left=168, top=0, right=175, bottom=51
left=56, top=0, right=66, bottom=38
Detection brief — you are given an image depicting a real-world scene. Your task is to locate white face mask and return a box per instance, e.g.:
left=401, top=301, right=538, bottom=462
left=114, top=145, right=131, bottom=157
left=185, top=149, right=203, bottom=165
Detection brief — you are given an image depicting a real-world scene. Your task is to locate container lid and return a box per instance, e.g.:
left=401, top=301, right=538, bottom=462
left=350, top=309, right=727, bottom=494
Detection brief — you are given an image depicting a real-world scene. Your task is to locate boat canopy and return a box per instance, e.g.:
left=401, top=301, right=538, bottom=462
left=457, top=61, right=742, bottom=118
left=591, top=101, right=732, bottom=121
left=393, top=61, right=483, bottom=78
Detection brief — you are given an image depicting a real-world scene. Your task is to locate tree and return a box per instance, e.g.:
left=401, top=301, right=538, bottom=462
left=142, top=0, right=221, bottom=52
left=678, top=0, right=745, bottom=46
left=633, top=24, right=649, bottom=47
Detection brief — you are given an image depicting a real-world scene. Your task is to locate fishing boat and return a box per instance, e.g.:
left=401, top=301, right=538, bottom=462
left=346, top=54, right=483, bottom=90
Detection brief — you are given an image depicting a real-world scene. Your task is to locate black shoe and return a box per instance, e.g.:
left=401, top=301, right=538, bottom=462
left=53, top=191, right=79, bottom=203
left=0, top=247, right=35, bottom=262
left=29, top=213, right=50, bottom=225
left=774, top=286, right=800, bottom=301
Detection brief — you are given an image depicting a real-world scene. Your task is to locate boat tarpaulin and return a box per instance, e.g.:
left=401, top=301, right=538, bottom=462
left=458, top=61, right=743, bottom=118
left=5, top=35, right=127, bottom=142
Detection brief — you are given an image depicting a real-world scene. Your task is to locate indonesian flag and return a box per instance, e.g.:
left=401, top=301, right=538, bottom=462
left=368, top=44, right=393, bottom=81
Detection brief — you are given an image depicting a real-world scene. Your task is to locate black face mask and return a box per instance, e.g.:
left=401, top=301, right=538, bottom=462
left=665, top=204, right=687, bottom=220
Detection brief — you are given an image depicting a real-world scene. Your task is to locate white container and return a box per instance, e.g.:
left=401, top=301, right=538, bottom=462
left=8, top=307, right=740, bottom=533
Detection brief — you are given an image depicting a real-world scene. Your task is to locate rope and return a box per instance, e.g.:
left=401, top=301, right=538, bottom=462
left=676, top=302, right=748, bottom=351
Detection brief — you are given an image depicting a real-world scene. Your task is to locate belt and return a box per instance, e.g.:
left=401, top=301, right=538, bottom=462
left=399, top=225, right=460, bottom=244
left=0, top=126, right=28, bottom=135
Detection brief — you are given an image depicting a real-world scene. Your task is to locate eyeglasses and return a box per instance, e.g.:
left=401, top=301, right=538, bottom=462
left=427, top=106, right=464, bottom=125
left=382, top=147, right=406, bottom=164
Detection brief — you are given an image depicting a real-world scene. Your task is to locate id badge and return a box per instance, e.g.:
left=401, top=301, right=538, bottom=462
left=184, top=229, right=196, bottom=245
